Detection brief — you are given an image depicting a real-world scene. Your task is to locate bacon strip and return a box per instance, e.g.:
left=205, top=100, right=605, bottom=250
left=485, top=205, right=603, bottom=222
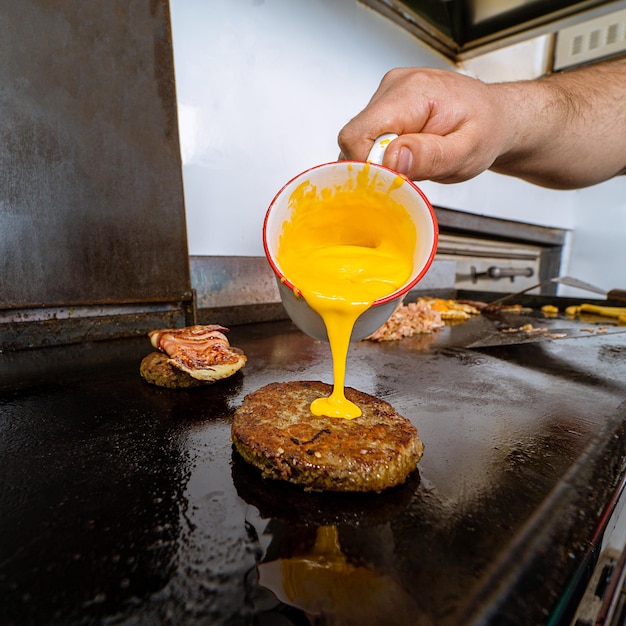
left=149, top=325, right=246, bottom=381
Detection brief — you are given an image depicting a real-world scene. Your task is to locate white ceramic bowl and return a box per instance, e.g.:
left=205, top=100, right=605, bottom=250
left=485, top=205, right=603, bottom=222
left=263, top=138, right=438, bottom=341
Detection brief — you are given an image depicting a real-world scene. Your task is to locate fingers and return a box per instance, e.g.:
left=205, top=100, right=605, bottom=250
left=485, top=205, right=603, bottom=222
left=338, top=128, right=487, bottom=183
left=381, top=132, right=497, bottom=184
left=337, top=111, right=429, bottom=169
left=337, top=68, right=506, bottom=183
left=337, top=120, right=381, bottom=163
left=338, top=71, right=425, bottom=163
left=337, top=68, right=437, bottom=163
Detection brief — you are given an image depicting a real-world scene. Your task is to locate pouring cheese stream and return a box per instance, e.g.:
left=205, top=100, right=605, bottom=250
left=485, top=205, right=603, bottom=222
left=276, top=164, right=416, bottom=419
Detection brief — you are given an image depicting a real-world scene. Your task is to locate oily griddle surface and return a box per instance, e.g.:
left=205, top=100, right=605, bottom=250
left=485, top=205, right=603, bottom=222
left=1, top=318, right=626, bottom=625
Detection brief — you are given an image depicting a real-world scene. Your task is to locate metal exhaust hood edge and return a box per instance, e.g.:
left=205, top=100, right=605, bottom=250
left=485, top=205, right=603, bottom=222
left=360, top=0, right=626, bottom=65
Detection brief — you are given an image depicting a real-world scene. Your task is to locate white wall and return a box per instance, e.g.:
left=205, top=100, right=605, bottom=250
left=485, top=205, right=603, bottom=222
left=170, top=0, right=626, bottom=295
left=169, top=0, right=452, bottom=257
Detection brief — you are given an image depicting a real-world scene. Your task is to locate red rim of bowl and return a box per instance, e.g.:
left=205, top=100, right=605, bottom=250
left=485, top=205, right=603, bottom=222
left=262, top=160, right=439, bottom=307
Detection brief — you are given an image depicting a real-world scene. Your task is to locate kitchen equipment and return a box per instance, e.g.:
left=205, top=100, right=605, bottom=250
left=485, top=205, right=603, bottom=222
left=0, top=1, right=193, bottom=351
left=2, top=305, right=626, bottom=626
left=467, top=326, right=587, bottom=349
left=487, top=275, right=626, bottom=309
left=361, top=0, right=626, bottom=68
left=262, top=134, right=438, bottom=342
left=551, top=276, right=626, bottom=302
left=462, top=287, right=626, bottom=349
left=466, top=323, right=626, bottom=349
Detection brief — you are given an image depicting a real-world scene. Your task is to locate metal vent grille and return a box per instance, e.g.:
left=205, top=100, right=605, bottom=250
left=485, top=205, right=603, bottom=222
left=554, top=8, right=626, bottom=70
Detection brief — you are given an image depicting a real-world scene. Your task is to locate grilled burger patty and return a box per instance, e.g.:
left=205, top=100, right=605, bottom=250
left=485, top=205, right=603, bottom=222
left=231, top=381, right=424, bottom=492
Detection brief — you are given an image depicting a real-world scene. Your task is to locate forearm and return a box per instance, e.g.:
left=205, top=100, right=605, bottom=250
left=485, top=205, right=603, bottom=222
left=490, top=61, right=626, bottom=189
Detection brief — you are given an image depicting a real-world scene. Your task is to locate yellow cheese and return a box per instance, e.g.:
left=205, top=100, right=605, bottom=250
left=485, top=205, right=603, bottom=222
left=277, top=165, right=415, bottom=418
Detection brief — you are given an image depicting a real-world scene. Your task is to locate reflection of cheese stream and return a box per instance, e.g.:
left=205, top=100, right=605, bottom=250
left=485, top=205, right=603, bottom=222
left=258, top=525, right=419, bottom=623
left=277, top=164, right=416, bottom=418
left=280, top=526, right=370, bottom=608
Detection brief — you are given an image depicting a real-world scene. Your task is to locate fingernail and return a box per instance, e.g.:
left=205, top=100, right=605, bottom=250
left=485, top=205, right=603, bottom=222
left=396, top=146, right=413, bottom=175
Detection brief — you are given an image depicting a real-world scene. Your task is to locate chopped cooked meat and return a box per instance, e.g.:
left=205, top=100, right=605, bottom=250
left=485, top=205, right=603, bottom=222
left=367, top=298, right=445, bottom=342
left=367, top=297, right=482, bottom=342
left=148, top=324, right=246, bottom=382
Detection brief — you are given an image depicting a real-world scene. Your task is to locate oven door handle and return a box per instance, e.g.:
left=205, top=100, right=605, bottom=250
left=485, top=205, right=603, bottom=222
left=471, top=265, right=535, bottom=282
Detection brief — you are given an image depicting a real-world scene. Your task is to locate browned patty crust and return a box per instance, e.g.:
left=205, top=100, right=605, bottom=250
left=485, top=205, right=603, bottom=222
left=231, top=381, right=424, bottom=492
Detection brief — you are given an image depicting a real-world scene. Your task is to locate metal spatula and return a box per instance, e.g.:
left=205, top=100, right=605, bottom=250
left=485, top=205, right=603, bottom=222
left=487, top=276, right=626, bottom=308
left=554, top=276, right=626, bottom=301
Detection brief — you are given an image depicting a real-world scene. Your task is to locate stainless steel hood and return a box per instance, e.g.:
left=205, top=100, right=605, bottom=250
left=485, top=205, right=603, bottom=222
left=361, top=0, right=626, bottom=63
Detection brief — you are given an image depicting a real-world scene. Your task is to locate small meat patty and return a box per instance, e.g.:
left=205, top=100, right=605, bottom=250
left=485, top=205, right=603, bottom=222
left=231, top=381, right=424, bottom=492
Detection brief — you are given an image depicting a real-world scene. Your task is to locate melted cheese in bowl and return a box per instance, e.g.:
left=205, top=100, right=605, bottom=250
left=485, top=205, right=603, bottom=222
left=276, top=165, right=416, bottom=419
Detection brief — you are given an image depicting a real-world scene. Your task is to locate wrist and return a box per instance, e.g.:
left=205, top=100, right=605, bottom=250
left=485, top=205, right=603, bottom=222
left=489, top=78, right=562, bottom=168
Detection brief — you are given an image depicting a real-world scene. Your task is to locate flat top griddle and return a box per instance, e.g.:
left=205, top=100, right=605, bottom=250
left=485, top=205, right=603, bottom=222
left=2, top=307, right=626, bottom=626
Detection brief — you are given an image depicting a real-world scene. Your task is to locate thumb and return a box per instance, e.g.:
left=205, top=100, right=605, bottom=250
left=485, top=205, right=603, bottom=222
left=382, top=133, right=489, bottom=184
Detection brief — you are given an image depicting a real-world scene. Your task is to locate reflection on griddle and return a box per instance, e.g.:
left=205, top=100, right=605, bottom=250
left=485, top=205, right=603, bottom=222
left=139, top=369, right=244, bottom=421
left=257, top=524, right=425, bottom=626
left=232, top=452, right=430, bottom=624
left=231, top=450, right=420, bottom=528
left=475, top=342, right=626, bottom=394
left=0, top=367, right=188, bottom=625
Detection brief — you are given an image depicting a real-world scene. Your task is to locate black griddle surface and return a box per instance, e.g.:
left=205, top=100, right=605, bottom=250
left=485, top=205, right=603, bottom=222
left=1, top=317, right=626, bottom=626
